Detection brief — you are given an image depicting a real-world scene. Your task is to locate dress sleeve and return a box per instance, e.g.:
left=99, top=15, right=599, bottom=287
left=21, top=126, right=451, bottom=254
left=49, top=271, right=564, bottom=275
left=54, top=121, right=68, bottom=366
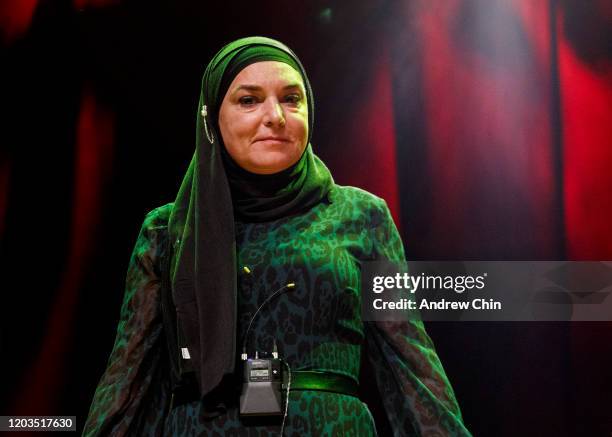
left=364, top=199, right=471, bottom=436
left=82, top=211, right=171, bottom=437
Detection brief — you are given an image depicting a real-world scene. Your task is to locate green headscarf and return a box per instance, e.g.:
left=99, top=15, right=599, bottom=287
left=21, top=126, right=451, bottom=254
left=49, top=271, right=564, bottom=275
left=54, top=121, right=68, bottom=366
left=168, top=36, right=334, bottom=398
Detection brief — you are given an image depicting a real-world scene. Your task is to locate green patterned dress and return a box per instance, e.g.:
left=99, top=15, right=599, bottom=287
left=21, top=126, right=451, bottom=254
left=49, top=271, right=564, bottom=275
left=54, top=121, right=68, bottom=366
left=83, top=185, right=470, bottom=436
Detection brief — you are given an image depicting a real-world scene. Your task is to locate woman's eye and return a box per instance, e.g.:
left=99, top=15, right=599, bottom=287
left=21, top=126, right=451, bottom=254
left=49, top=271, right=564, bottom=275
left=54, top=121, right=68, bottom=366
left=284, top=94, right=301, bottom=105
left=238, top=96, right=257, bottom=106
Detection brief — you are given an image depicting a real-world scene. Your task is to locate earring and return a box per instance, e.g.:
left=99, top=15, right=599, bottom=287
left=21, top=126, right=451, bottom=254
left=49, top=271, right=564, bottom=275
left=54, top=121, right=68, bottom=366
left=201, top=104, right=215, bottom=144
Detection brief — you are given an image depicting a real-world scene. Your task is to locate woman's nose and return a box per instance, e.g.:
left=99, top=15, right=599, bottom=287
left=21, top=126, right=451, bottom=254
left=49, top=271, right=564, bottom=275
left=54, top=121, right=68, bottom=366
left=262, top=98, right=286, bottom=127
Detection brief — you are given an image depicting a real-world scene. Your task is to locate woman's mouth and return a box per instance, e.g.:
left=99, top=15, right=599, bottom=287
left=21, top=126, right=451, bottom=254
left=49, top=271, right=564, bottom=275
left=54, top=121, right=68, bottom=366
left=253, top=136, right=290, bottom=144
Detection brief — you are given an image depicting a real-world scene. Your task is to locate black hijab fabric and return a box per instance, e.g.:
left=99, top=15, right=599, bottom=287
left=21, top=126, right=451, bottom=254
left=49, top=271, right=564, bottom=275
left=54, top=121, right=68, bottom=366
left=168, top=36, right=333, bottom=397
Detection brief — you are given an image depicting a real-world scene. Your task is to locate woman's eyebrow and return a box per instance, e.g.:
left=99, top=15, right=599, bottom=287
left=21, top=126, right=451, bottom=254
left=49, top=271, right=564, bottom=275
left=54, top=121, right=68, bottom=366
left=232, top=84, right=262, bottom=93
left=232, top=83, right=304, bottom=94
left=283, top=83, right=303, bottom=90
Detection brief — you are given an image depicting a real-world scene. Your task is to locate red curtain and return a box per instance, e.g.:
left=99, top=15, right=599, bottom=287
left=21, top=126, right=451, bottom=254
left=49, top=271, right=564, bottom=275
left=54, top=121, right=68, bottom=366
left=10, top=87, right=114, bottom=416
left=558, top=3, right=612, bottom=434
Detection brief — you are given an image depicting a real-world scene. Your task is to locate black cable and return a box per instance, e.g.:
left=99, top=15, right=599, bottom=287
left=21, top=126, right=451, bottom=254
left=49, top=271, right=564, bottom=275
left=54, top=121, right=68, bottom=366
left=240, top=276, right=296, bottom=359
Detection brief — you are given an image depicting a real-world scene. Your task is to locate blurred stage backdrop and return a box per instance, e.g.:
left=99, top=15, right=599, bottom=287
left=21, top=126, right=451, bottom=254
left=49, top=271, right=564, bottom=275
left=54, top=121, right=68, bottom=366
left=1, top=0, right=612, bottom=435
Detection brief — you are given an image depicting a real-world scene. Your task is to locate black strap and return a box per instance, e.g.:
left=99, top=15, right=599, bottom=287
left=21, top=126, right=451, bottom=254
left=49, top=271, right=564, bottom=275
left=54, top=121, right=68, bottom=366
left=285, top=371, right=359, bottom=398
left=160, top=230, right=195, bottom=393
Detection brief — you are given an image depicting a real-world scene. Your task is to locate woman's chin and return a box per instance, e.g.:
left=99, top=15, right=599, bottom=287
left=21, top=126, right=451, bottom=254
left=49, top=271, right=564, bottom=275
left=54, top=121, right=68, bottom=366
left=246, top=153, right=300, bottom=175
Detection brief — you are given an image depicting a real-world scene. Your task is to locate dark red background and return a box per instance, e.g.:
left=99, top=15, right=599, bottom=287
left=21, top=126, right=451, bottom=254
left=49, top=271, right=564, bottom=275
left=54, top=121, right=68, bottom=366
left=1, top=0, right=611, bottom=435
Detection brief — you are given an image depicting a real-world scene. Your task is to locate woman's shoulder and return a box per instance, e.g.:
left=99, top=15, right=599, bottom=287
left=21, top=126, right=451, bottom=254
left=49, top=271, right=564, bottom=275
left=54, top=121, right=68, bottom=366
left=328, top=185, right=394, bottom=229
left=330, top=185, right=389, bottom=212
left=133, top=203, right=174, bottom=249
left=131, top=203, right=174, bottom=263
left=141, top=202, right=174, bottom=230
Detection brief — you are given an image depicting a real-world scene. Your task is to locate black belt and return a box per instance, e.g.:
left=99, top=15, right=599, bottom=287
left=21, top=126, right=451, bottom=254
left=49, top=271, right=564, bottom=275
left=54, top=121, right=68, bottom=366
left=284, top=371, right=359, bottom=398
left=171, top=371, right=360, bottom=410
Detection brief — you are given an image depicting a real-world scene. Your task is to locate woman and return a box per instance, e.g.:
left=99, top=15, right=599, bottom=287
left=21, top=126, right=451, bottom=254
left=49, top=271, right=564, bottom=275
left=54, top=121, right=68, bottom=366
left=83, top=36, right=470, bottom=436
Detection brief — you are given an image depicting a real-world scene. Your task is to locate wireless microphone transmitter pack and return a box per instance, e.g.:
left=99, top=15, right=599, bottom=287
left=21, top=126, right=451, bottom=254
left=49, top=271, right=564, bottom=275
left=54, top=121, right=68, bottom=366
left=238, top=277, right=296, bottom=418
left=239, top=357, right=283, bottom=416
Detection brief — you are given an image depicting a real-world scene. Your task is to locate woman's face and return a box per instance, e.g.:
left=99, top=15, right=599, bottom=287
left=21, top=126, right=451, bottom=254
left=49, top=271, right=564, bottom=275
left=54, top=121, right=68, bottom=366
left=218, top=61, right=309, bottom=175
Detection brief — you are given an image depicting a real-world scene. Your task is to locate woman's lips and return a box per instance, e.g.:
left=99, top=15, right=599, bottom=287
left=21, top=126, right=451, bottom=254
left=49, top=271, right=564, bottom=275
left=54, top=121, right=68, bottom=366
left=253, top=137, right=291, bottom=144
